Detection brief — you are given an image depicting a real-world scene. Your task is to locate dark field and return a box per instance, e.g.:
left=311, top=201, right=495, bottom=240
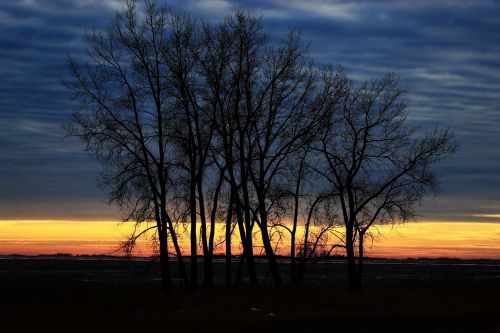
left=1, top=256, right=500, bottom=332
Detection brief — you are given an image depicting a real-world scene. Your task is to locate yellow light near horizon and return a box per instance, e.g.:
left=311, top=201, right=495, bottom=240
left=0, top=220, right=137, bottom=255
left=473, top=214, right=500, bottom=218
left=0, top=220, right=499, bottom=259
left=365, top=222, right=500, bottom=259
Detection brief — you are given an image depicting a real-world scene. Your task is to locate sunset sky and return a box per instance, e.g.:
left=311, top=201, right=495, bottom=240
left=0, top=0, right=499, bottom=258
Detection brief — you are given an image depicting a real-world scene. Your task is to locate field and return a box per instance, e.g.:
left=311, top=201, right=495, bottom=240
left=1, top=256, right=499, bottom=332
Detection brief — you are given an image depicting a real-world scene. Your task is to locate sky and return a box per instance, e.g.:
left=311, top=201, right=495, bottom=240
left=2, top=221, right=500, bottom=258
left=0, top=0, right=499, bottom=227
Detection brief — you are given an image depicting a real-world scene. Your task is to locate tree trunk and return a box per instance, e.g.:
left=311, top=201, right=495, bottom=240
left=234, top=192, right=258, bottom=287
left=225, top=193, right=234, bottom=289
left=345, top=226, right=359, bottom=290
left=260, top=223, right=283, bottom=287
left=291, top=154, right=305, bottom=284
left=290, top=190, right=299, bottom=284
left=241, top=205, right=258, bottom=286
left=158, top=225, right=171, bottom=292
left=297, top=209, right=312, bottom=284
left=190, top=175, right=198, bottom=289
left=244, top=228, right=258, bottom=287
left=234, top=254, right=245, bottom=289
left=358, top=232, right=364, bottom=289
left=198, top=179, right=212, bottom=289
left=167, top=219, right=189, bottom=287
left=232, top=195, right=258, bottom=288
left=290, top=229, right=297, bottom=283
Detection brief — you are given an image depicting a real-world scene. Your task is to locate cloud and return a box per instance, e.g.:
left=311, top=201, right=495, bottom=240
left=0, top=0, right=499, bottom=221
left=274, top=0, right=361, bottom=21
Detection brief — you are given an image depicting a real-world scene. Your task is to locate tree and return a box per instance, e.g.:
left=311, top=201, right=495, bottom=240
left=196, top=14, right=261, bottom=287
left=315, top=71, right=456, bottom=289
left=197, top=13, right=325, bottom=287
left=277, top=66, right=348, bottom=283
left=64, top=1, right=190, bottom=291
left=65, top=0, right=456, bottom=291
left=226, top=20, right=323, bottom=287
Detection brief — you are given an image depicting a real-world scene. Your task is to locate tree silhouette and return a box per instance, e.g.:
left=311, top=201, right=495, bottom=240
left=65, top=0, right=456, bottom=290
left=64, top=1, right=190, bottom=291
left=314, top=71, right=456, bottom=289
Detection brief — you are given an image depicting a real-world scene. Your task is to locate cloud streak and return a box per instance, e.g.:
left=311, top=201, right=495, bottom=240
left=0, top=0, right=499, bottom=221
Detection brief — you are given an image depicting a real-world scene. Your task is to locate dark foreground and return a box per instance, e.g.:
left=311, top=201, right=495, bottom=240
left=1, top=256, right=499, bottom=332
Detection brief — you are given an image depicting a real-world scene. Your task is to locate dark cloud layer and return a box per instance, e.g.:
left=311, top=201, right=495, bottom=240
left=1, top=0, right=499, bottom=221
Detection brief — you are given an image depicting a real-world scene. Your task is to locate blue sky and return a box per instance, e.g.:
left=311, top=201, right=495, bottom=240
left=0, top=0, right=499, bottom=221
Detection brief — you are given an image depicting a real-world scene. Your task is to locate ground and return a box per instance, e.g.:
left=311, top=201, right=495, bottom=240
left=1, top=256, right=499, bottom=332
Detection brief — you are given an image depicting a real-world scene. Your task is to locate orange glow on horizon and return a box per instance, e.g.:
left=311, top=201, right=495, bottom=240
left=0, top=220, right=499, bottom=259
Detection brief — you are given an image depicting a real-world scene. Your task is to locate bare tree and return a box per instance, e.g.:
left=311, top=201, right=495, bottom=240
left=65, top=1, right=456, bottom=292
left=162, top=12, right=209, bottom=289
left=195, top=12, right=328, bottom=287
left=196, top=15, right=260, bottom=287
left=276, top=66, right=347, bottom=283
left=227, top=18, right=325, bottom=287
left=286, top=148, right=310, bottom=283
left=64, top=1, right=191, bottom=291
left=315, top=71, right=456, bottom=289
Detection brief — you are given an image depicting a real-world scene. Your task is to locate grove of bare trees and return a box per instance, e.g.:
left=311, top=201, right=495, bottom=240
left=65, top=1, right=456, bottom=291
